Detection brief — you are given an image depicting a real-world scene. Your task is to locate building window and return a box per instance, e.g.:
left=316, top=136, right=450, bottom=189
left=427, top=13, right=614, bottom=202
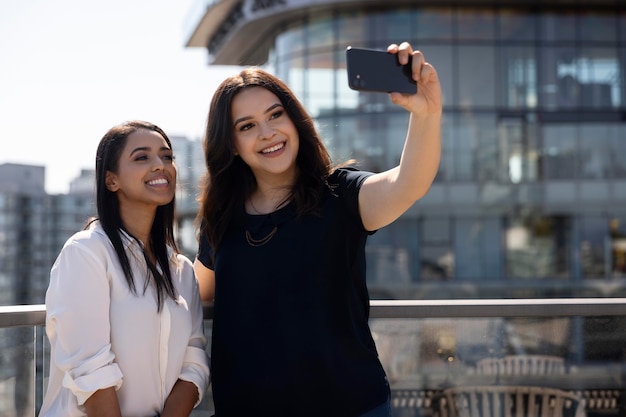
left=498, top=9, right=536, bottom=42
left=506, top=215, right=571, bottom=280
left=455, top=8, right=495, bottom=41
left=580, top=11, right=617, bottom=43
left=541, top=125, right=578, bottom=180
left=415, top=8, right=454, bottom=41
left=367, top=217, right=420, bottom=288
left=580, top=124, right=612, bottom=180
left=499, top=46, right=537, bottom=109
left=580, top=216, right=609, bottom=279
left=455, top=217, right=502, bottom=280
left=540, top=11, right=576, bottom=42
left=458, top=46, right=496, bottom=108
left=610, top=214, right=626, bottom=278
left=420, top=217, right=453, bottom=281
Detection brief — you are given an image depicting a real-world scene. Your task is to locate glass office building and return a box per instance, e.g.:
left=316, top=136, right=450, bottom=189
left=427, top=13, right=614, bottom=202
left=0, top=165, right=97, bottom=306
left=186, top=0, right=626, bottom=299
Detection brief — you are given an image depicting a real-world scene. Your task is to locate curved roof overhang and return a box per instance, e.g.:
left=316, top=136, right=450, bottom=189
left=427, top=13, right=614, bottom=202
left=185, top=0, right=620, bottom=66
left=185, top=0, right=415, bottom=65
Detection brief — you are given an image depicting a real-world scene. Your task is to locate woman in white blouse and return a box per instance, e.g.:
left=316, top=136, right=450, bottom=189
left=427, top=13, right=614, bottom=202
left=40, top=120, right=210, bottom=417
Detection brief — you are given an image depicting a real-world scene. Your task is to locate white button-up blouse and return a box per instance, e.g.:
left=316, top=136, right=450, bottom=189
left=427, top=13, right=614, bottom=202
left=40, top=221, right=210, bottom=417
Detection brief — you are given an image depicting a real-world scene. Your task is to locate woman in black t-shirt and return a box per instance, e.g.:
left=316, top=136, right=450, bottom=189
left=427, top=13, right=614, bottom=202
left=194, top=41, right=442, bottom=417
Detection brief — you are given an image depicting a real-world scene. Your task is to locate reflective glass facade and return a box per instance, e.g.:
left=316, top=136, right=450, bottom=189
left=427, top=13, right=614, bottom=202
left=265, top=5, right=626, bottom=299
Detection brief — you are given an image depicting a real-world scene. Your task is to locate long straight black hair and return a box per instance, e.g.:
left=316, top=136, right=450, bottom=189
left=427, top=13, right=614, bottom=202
left=93, top=120, right=178, bottom=311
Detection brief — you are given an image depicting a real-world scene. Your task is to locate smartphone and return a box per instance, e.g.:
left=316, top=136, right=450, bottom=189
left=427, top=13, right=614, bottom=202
left=346, top=46, right=417, bottom=94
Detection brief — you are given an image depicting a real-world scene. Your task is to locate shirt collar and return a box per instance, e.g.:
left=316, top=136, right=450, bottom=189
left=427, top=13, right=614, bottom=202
left=91, top=220, right=175, bottom=260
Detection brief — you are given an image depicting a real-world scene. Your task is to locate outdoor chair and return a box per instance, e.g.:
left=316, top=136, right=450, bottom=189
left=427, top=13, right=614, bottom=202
left=436, top=385, right=586, bottom=417
left=475, top=355, right=566, bottom=376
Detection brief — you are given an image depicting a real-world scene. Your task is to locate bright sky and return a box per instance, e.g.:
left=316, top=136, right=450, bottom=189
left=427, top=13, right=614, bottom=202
left=0, top=0, right=240, bottom=194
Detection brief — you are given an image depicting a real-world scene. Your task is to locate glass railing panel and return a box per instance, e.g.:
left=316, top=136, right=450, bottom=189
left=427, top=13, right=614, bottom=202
left=2, top=301, right=625, bottom=416
left=36, top=325, right=50, bottom=417
left=371, top=315, right=625, bottom=416
left=0, top=326, right=38, bottom=417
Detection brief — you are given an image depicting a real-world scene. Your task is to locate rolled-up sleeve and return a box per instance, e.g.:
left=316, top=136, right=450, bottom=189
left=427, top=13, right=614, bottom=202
left=46, top=240, right=123, bottom=405
left=177, top=262, right=210, bottom=406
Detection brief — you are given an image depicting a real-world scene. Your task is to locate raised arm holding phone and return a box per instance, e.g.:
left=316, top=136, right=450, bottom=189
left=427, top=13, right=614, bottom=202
left=194, top=40, right=441, bottom=417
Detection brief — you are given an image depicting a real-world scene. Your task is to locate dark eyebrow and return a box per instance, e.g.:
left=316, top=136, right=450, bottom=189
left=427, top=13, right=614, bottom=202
left=129, top=146, right=171, bottom=156
left=233, top=103, right=283, bottom=128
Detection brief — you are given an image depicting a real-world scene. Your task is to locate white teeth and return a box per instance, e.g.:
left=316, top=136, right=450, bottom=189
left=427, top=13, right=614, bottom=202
left=147, top=178, right=168, bottom=185
left=262, top=143, right=284, bottom=154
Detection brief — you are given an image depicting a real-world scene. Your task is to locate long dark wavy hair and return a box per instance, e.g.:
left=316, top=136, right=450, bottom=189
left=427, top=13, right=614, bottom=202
left=197, top=67, right=334, bottom=251
left=93, top=120, right=178, bottom=311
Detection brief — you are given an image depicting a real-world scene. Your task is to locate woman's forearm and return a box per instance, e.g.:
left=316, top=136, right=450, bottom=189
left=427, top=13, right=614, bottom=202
left=84, top=387, right=122, bottom=417
left=160, top=379, right=199, bottom=417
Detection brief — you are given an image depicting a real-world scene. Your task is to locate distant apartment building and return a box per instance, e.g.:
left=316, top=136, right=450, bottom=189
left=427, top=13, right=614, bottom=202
left=0, top=164, right=49, bottom=306
left=170, top=135, right=206, bottom=257
left=0, top=164, right=96, bottom=305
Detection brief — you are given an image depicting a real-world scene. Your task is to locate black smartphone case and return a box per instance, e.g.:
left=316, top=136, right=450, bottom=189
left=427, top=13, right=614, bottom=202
left=346, top=46, right=417, bottom=94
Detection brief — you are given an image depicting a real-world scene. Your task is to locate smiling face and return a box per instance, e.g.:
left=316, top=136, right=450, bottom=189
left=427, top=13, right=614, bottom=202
left=231, top=86, right=299, bottom=183
left=105, top=128, right=177, bottom=212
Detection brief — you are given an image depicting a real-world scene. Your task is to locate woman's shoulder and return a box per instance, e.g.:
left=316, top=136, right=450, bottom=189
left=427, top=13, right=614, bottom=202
left=60, top=221, right=111, bottom=254
left=328, top=166, right=373, bottom=189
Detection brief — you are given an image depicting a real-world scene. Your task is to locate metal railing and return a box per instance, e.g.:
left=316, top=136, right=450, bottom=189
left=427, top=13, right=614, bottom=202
left=3, top=298, right=625, bottom=328
left=367, top=297, right=626, bottom=318
left=2, top=298, right=626, bottom=417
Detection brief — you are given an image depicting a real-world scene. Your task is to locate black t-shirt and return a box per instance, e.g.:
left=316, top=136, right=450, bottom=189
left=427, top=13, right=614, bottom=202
left=198, top=168, right=390, bottom=416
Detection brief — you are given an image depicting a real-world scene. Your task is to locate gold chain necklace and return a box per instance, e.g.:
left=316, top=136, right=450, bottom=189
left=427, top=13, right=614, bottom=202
left=245, top=227, right=278, bottom=247
left=245, top=199, right=278, bottom=247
